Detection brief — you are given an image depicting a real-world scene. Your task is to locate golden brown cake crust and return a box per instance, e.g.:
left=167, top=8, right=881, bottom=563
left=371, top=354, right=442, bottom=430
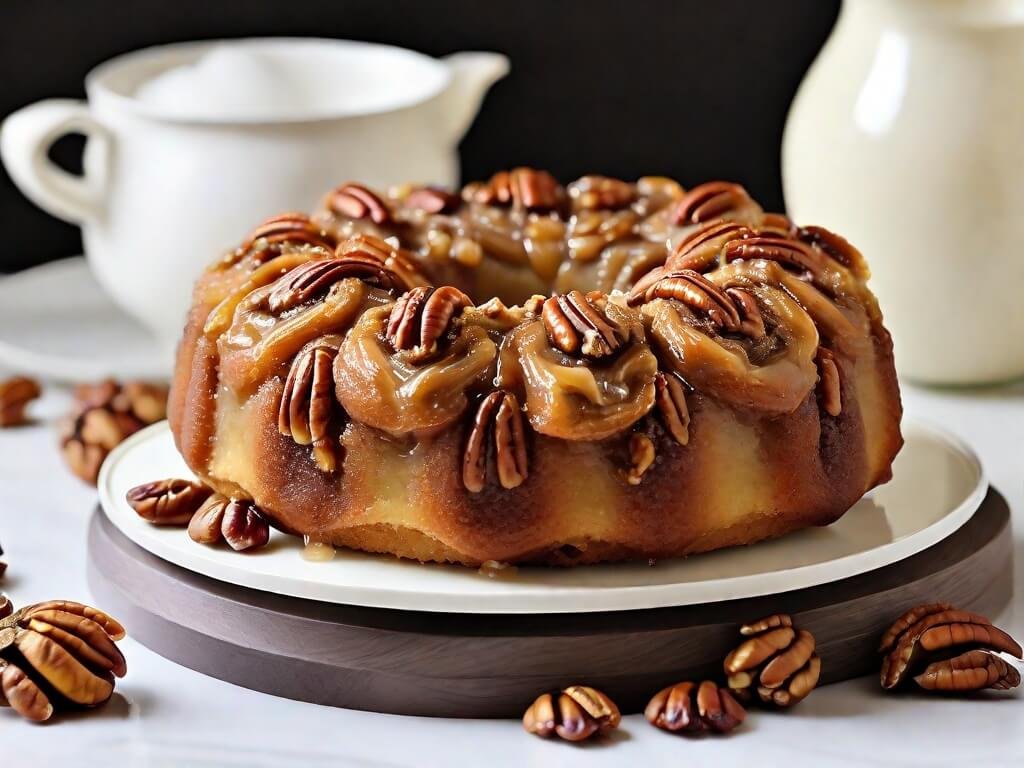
left=169, top=173, right=903, bottom=566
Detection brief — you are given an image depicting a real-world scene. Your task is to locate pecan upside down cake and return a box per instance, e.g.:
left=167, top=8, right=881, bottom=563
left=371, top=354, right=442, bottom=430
left=169, top=172, right=903, bottom=566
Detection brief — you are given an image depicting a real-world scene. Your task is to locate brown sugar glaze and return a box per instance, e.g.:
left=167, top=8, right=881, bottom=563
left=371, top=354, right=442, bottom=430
left=169, top=171, right=902, bottom=565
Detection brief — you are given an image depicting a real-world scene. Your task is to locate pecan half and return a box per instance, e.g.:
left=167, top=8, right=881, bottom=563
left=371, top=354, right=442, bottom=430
left=328, top=183, right=392, bottom=225
left=637, top=269, right=743, bottom=331
left=337, top=234, right=430, bottom=292
left=0, top=599, right=126, bottom=722
left=0, top=593, right=11, bottom=619
left=568, top=175, right=635, bottom=211
left=542, top=290, right=625, bottom=359
left=668, top=220, right=752, bottom=273
left=645, top=680, right=746, bottom=734
left=816, top=347, right=842, bottom=417
left=798, top=225, right=863, bottom=272
left=879, top=605, right=1023, bottom=690
left=386, top=286, right=472, bottom=360
left=879, top=602, right=954, bottom=653
left=279, top=342, right=342, bottom=472
left=724, top=235, right=826, bottom=280
left=726, top=287, right=767, bottom=339
left=266, top=256, right=395, bottom=314
left=671, top=181, right=752, bottom=225
left=655, top=371, right=690, bottom=445
left=0, top=376, right=41, bottom=427
left=523, top=685, right=620, bottom=742
left=914, top=649, right=1021, bottom=692
left=469, top=168, right=562, bottom=212
left=463, top=391, right=529, bottom=493
left=187, top=495, right=271, bottom=552
left=624, top=433, right=655, bottom=485
left=405, top=186, right=461, bottom=214
left=126, top=478, right=213, bottom=525
left=242, top=212, right=335, bottom=251
left=724, top=614, right=821, bottom=708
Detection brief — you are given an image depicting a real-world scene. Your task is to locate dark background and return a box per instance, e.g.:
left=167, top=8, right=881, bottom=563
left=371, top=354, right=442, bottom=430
left=0, top=0, right=840, bottom=273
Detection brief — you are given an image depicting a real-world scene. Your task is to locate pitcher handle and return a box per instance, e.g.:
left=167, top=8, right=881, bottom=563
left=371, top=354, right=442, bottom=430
left=1, top=99, right=110, bottom=224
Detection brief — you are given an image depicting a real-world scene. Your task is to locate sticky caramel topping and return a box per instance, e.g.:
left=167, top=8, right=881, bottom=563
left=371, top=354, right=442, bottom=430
left=195, top=173, right=882, bottom=479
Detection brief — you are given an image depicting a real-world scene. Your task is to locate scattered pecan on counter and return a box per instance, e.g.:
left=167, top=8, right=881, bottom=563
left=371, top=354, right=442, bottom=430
left=126, top=478, right=213, bottom=526
left=645, top=680, right=746, bottom=735
left=0, top=375, right=41, bottom=427
left=879, top=603, right=1022, bottom=693
left=523, top=685, right=621, bottom=742
left=59, top=379, right=168, bottom=485
left=0, top=598, right=126, bottom=722
left=723, top=613, right=821, bottom=708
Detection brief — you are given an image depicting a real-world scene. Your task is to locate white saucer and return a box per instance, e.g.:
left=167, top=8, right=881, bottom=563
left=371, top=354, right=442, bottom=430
left=98, top=419, right=986, bottom=614
left=0, top=257, right=170, bottom=381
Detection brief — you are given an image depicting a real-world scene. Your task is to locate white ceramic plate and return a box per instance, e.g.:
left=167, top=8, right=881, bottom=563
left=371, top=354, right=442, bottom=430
left=98, top=419, right=986, bottom=614
left=0, top=257, right=169, bottom=381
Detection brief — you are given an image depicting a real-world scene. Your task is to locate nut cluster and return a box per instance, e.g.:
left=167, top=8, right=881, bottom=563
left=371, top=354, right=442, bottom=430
left=645, top=680, right=746, bottom=734
left=463, top=391, right=529, bottom=493
left=127, top=481, right=271, bottom=552
left=523, top=685, right=621, bottom=742
left=879, top=603, right=1022, bottom=692
left=542, top=290, right=626, bottom=359
left=278, top=342, right=342, bottom=472
left=0, top=599, right=126, bottom=722
left=0, top=376, right=41, bottom=427
left=724, top=614, right=821, bottom=708
left=385, top=285, right=472, bottom=361
left=60, top=379, right=168, bottom=485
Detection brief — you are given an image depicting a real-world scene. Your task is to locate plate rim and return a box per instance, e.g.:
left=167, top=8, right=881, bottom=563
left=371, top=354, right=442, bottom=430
left=97, top=418, right=988, bottom=614
left=0, top=257, right=167, bottom=381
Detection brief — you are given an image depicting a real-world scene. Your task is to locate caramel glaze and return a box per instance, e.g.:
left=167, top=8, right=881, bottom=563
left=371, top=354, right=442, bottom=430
left=169, top=174, right=903, bottom=566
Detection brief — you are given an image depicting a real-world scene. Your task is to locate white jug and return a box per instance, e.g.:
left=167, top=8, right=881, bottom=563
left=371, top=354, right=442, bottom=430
left=1, top=39, right=509, bottom=350
left=783, top=0, right=1024, bottom=384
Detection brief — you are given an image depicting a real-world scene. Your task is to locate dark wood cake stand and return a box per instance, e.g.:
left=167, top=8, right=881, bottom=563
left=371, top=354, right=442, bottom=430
left=86, top=488, right=1013, bottom=718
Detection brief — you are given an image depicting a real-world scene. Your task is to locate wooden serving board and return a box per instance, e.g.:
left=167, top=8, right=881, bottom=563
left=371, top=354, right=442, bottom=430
left=86, top=488, right=1013, bottom=718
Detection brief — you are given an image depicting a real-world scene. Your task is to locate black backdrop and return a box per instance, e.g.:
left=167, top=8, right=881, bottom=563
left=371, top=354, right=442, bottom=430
left=0, top=0, right=839, bottom=272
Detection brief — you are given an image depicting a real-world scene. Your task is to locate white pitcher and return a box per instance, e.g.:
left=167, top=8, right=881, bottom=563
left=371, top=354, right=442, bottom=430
left=1, top=39, right=508, bottom=350
left=783, top=0, right=1024, bottom=384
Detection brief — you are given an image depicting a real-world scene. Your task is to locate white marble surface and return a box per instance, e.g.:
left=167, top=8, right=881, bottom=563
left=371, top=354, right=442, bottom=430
left=1, top=379, right=1021, bottom=767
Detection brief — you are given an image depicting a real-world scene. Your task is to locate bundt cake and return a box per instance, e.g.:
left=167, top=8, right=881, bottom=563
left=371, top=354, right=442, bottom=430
left=167, top=171, right=903, bottom=566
